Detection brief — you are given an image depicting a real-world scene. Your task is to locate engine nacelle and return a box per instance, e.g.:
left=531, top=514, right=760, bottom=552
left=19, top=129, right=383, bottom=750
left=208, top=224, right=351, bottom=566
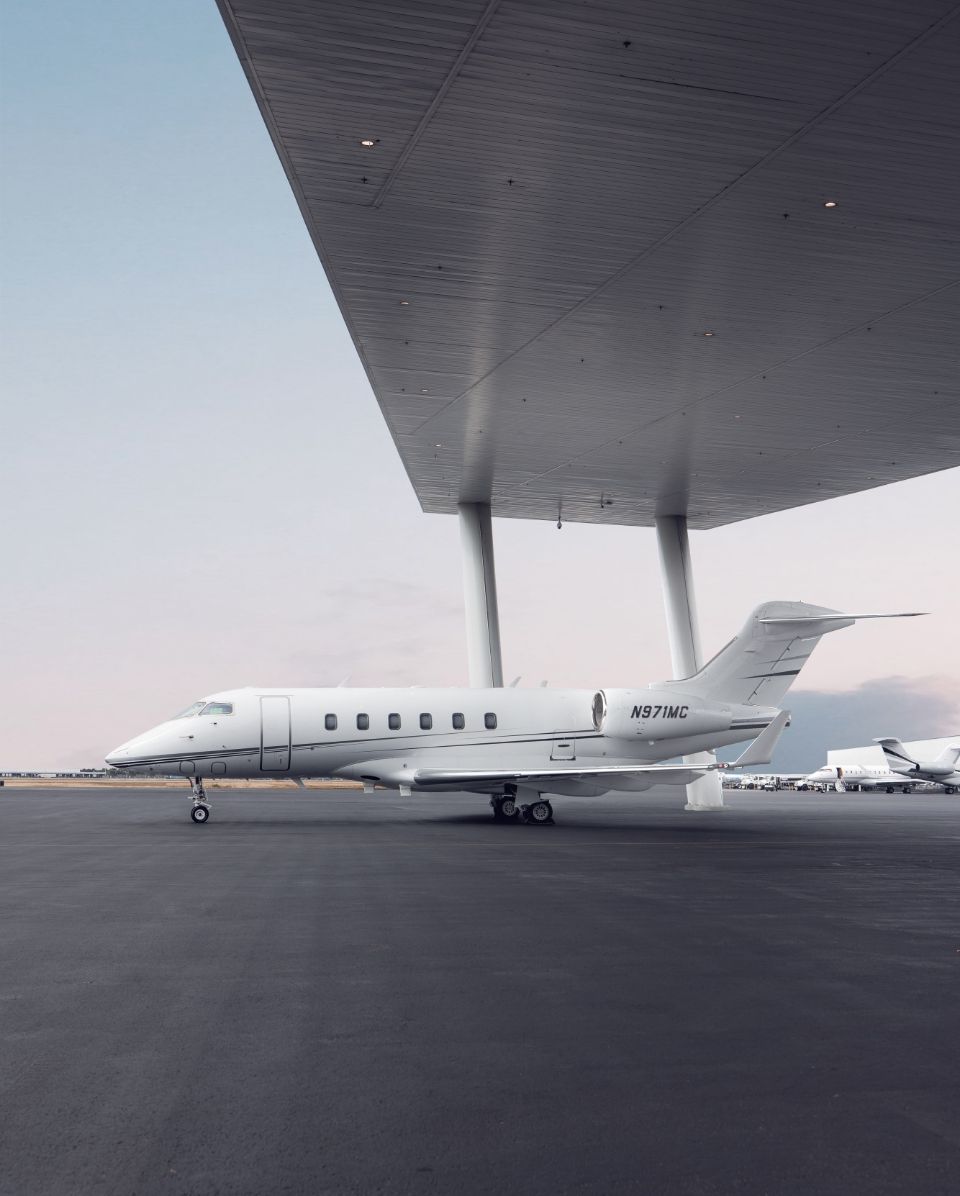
left=593, top=688, right=732, bottom=741
left=910, top=762, right=952, bottom=778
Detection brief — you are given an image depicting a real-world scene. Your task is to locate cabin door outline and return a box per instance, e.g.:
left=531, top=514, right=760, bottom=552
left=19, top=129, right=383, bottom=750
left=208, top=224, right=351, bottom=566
left=260, top=696, right=292, bottom=771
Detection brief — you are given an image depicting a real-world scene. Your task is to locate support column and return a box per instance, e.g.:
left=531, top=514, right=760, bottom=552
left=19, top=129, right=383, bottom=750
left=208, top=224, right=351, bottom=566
left=458, top=502, right=503, bottom=688
left=654, top=515, right=724, bottom=810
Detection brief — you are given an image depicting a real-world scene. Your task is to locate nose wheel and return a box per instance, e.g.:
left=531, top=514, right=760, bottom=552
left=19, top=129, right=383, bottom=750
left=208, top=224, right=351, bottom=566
left=189, top=778, right=211, bottom=823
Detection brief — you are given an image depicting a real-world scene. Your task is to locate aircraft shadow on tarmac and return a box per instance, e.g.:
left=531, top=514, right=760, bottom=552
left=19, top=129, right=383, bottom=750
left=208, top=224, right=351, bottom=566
left=131, top=809, right=775, bottom=838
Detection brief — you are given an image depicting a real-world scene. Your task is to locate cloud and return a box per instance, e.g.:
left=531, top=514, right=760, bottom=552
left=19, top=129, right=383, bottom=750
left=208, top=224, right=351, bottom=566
left=720, top=675, right=960, bottom=772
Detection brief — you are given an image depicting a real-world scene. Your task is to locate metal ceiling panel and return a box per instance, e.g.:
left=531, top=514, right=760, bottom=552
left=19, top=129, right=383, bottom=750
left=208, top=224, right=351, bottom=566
left=218, top=0, right=960, bottom=527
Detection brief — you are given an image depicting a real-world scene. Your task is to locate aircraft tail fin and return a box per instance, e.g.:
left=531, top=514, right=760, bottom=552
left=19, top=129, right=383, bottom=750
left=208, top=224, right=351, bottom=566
left=876, top=737, right=916, bottom=772
left=936, top=744, right=960, bottom=770
left=669, top=603, right=925, bottom=708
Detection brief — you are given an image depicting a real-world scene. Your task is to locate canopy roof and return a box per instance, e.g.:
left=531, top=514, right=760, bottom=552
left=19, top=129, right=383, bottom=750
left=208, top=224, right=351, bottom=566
left=218, top=0, right=960, bottom=527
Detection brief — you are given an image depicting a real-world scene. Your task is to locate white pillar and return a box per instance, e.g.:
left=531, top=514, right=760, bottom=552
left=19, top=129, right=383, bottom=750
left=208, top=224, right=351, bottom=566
left=458, top=502, right=503, bottom=688
left=654, top=515, right=724, bottom=810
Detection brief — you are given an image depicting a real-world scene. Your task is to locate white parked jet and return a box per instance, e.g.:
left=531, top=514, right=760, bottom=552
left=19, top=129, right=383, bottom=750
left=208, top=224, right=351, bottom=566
left=105, top=602, right=920, bottom=823
left=876, top=738, right=960, bottom=793
left=803, top=762, right=918, bottom=793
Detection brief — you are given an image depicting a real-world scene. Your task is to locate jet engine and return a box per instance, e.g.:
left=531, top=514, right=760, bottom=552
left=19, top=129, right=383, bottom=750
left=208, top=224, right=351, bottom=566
left=593, top=688, right=733, bottom=741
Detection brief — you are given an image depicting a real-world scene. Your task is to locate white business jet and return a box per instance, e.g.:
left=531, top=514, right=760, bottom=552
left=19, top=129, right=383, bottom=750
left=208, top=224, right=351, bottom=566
left=803, top=762, right=918, bottom=793
left=876, top=738, right=960, bottom=793
left=105, top=602, right=920, bottom=824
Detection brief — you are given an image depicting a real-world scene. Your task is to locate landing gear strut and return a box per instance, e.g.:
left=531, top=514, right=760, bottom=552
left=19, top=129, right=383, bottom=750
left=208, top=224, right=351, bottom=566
left=189, top=777, right=210, bottom=823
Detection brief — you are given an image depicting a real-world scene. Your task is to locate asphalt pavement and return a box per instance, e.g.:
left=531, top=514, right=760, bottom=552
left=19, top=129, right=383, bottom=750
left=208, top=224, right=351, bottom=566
left=2, top=786, right=959, bottom=1195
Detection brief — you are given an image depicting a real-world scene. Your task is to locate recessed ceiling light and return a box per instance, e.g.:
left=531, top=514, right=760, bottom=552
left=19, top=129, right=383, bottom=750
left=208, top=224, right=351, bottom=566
left=420, top=388, right=429, bottom=394
left=703, top=330, right=716, bottom=337
left=360, top=138, right=375, bottom=147
left=434, top=442, right=443, bottom=448
left=399, top=299, right=409, bottom=306
left=823, top=200, right=838, bottom=208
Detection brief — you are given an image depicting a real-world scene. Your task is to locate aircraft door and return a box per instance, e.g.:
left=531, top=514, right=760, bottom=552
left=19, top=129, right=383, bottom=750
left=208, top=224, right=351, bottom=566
left=260, top=696, right=291, bottom=771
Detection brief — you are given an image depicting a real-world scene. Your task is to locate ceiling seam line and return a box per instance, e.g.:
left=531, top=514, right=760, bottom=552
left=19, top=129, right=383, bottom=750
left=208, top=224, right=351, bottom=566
left=509, top=278, right=960, bottom=492
left=411, top=1, right=960, bottom=438
left=373, top=0, right=504, bottom=209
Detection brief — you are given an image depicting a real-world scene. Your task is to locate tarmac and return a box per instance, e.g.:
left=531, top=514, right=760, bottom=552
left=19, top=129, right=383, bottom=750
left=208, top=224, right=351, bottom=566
left=2, top=786, right=959, bottom=1196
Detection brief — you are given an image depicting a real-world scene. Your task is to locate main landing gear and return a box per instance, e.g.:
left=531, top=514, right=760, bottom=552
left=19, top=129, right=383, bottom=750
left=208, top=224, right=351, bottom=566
left=521, top=799, right=554, bottom=825
left=490, top=788, right=554, bottom=825
left=491, top=792, right=519, bottom=822
left=189, top=777, right=210, bottom=823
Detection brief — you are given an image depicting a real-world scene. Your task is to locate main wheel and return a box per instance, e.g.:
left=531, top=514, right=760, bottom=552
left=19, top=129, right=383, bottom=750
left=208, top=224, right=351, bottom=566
left=526, top=799, right=553, bottom=825
left=191, top=804, right=210, bottom=824
left=492, top=796, right=519, bottom=821
left=946, top=786, right=957, bottom=795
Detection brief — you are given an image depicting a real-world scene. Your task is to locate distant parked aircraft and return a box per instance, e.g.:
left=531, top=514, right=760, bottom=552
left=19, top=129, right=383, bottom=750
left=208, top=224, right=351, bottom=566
left=876, top=738, right=960, bottom=794
left=803, top=761, right=918, bottom=793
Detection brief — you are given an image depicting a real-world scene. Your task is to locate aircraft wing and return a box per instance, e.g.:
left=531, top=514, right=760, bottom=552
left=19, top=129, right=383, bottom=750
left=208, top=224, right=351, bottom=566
left=412, top=762, right=715, bottom=791
left=411, top=709, right=790, bottom=792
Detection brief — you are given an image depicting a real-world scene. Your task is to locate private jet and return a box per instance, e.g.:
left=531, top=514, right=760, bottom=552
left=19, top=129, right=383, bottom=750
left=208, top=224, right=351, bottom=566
left=105, top=602, right=920, bottom=823
left=876, top=738, right=960, bottom=793
left=803, top=762, right=919, bottom=794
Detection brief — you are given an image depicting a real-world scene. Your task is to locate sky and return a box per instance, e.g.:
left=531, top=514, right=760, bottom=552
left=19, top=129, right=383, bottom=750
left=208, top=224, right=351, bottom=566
left=1, top=0, right=958, bottom=771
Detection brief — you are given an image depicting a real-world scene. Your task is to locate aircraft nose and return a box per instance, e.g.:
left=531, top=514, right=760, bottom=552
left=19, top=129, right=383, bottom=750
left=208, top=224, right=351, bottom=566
left=105, top=744, right=129, bottom=768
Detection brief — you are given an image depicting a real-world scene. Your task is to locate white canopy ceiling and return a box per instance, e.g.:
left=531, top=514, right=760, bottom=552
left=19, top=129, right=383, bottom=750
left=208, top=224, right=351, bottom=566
left=218, top=0, right=960, bottom=527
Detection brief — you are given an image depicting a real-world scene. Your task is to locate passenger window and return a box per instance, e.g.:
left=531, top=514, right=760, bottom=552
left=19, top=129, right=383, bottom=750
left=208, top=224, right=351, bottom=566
left=420, top=713, right=433, bottom=731
left=388, top=713, right=401, bottom=730
left=357, top=713, right=370, bottom=731
left=484, top=713, right=497, bottom=730
left=325, top=714, right=337, bottom=731
left=452, top=712, right=465, bottom=730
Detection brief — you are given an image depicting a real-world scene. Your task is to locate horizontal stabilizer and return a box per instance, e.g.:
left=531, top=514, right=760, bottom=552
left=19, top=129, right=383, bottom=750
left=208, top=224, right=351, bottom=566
left=760, top=612, right=927, bottom=623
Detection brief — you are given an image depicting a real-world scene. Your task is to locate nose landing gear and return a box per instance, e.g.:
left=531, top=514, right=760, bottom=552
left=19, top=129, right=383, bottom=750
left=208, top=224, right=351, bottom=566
left=189, top=777, right=211, bottom=823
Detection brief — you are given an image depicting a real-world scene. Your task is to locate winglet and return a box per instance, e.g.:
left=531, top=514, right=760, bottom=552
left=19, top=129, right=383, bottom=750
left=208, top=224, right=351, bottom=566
left=731, top=710, right=791, bottom=768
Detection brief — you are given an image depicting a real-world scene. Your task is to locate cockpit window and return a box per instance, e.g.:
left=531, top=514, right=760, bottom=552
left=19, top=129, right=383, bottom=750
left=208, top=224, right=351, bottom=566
left=171, top=701, right=205, bottom=720
left=201, top=702, right=234, bottom=716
